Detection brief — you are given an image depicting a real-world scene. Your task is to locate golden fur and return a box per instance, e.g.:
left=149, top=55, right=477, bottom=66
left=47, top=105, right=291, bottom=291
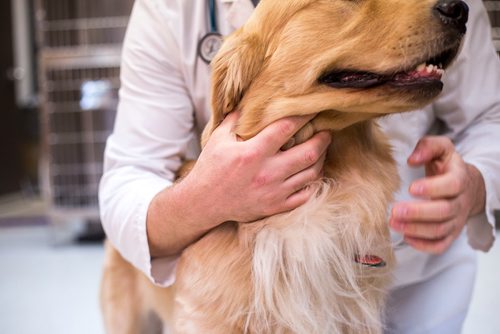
left=101, top=0, right=465, bottom=333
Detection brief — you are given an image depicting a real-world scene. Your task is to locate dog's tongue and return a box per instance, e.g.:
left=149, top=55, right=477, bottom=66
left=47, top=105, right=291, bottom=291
left=321, top=63, right=444, bottom=88
left=326, top=72, right=384, bottom=88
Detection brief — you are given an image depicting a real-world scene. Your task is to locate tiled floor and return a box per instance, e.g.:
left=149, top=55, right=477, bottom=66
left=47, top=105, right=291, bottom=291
left=0, top=224, right=499, bottom=334
left=0, top=226, right=105, bottom=334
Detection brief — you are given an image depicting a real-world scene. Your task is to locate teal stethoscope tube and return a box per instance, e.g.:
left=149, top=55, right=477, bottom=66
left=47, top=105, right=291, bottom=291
left=209, top=0, right=218, bottom=33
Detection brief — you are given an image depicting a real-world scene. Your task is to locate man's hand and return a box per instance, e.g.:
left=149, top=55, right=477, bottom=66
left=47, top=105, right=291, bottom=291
left=147, top=112, right=331, bottom=258
left=390, top=136, right=486, bottom=254
left=185, top=112, right=331, bottom=225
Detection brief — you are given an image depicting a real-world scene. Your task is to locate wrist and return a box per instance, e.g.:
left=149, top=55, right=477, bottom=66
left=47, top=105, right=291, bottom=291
left=466, top=163, right=486, bottom=216
left=146, top=179, right=222, bottom=258
left=172, top=175, right=225, bottom=229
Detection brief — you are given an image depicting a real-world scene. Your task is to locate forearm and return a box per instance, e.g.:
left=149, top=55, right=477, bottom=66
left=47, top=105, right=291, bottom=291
left=146, top=179, right=221, bottom=258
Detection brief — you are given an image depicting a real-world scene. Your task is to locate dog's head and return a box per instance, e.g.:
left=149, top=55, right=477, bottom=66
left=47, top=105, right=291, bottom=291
left=207, top=0, right=468, bottom=139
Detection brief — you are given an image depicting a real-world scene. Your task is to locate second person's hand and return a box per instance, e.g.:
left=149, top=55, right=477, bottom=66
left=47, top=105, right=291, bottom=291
left=390, top=136, right=486, bottom=254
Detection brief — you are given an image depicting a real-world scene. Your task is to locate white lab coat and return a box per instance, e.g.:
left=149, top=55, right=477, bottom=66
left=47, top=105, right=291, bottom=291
left=99, top=0, right=500, bottom=332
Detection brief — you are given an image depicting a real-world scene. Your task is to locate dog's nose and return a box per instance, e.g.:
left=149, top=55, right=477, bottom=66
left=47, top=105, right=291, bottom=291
left=434, top=0, right=469, bottom=34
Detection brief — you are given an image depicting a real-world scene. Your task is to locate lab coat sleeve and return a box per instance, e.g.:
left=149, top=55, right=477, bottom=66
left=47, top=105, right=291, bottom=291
left=432, top=0, right=500, bottom=252
left=99, top=0, right=194, bottom=286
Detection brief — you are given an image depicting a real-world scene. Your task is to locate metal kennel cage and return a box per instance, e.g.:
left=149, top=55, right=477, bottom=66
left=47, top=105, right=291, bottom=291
left=485, top=0, right=500, bottom=54
left=35, top=0, right=134, bottom=235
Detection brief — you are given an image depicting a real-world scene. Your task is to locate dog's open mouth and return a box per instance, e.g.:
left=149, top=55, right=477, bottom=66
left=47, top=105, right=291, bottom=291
left=319, top=47, right=458, bottom=89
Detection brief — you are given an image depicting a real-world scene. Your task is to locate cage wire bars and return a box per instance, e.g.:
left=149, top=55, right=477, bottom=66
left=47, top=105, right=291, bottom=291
left=35, top=0, right=133, bottom=235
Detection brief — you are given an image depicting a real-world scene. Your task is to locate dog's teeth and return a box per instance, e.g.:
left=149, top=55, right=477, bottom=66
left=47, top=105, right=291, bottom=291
left=416, top=63, right=443, bottom=75
left=416, top=63, right=426, bottom=71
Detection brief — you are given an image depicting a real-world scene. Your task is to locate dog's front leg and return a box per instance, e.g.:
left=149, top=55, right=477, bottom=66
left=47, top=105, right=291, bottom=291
left=171, top=222, right=253, bottom=334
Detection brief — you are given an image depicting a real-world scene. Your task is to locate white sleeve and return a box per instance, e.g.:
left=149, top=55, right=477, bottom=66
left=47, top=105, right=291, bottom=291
left=432, top=0, right=500, bottom=252
left=99, top=0, right=195, bottom=286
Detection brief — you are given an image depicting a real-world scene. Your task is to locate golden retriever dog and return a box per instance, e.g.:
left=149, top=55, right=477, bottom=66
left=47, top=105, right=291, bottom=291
left=101, top=0, right=468, bottom=332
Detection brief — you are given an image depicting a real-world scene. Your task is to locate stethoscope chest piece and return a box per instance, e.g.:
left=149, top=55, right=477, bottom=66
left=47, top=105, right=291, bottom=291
left=198, top=32, right=224, bottom=64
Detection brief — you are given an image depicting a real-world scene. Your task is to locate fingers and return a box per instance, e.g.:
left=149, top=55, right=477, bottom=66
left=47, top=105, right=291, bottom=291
left=392, top=200, right=457, bottom=222
left=409, top=173, right=466, bottom=199
left=251, top=115, right=317, bottom=154
left=283, top=184, right=319, bottom=212
left=390, top=198, right=463, bottom=254
left=391, top=218, right=456, bottom=240
left=262, top=133, right=328, bottom=213
left=390, top=215, right=458, bottom=254
left=283, top=151, right=326, bottom=193
left=408, top=136, right=454, bottom=167
left=391, top=199, right=458, bottom=238
left=278, top=131, right=331, bottom=178
left=208, top=114, right=328, bottom=221
left=395, top=136, right=471, bottom=255
left=258, top=131, right=329, bottom=216
left=408, top=152, right=467, bottom=199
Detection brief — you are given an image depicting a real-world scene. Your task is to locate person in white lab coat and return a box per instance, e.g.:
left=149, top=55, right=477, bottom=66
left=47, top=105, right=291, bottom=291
left=99, top=0, right=500, bottom=332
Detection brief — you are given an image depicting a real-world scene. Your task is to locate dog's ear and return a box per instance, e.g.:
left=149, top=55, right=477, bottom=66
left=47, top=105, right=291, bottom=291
left=202, top=0, right=313, bottom=144
left=208, top=31, right=265, bottom=129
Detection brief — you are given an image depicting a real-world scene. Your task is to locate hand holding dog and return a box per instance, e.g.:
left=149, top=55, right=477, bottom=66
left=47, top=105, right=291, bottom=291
left=147, top=112, right=331, bottom=257
left=390, top=136, right=486, bottom=254
left=188, top=112, right=331, bottom=224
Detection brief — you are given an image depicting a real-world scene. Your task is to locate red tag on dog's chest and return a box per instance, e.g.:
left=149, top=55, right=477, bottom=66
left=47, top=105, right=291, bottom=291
left=354, top=254, right=386, bottom=268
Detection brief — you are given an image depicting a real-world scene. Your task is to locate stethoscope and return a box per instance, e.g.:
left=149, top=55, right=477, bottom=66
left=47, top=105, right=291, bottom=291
left=198, top=0, right=260, bottom=64
left=198, top=0, right=225, bottom=64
